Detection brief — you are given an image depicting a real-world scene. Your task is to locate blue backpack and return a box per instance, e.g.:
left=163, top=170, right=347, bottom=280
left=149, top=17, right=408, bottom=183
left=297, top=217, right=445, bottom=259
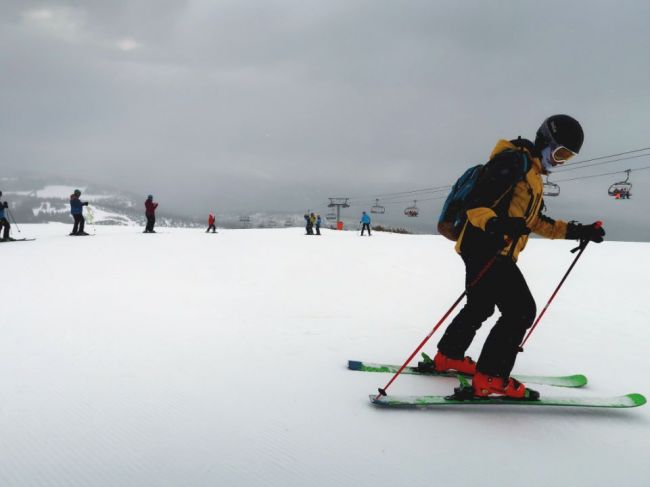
left=437, top=152, right=529, bottom=241
left=437, top=165, right=485, bottom=241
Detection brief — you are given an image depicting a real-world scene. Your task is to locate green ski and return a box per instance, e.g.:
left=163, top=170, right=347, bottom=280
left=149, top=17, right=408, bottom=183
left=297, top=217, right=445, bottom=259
left=348, top=357, right=588, bottom=388
left=370, top=392, right=646, bottom=409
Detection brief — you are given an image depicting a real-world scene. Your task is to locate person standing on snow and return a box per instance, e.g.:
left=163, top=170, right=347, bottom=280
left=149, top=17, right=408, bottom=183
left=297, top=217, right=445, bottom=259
left=0, top=191, right=12, bottom=241
left=69, top=189, right=89, bottom=236
left=315, top=214, right=322, bottom=235
left=429, top=115, right=605, bottom=400
left=304, top=213, right=313, bottom=235
left=144, top=195, right=158, bottom=233
left=207, top=212, right=217, bottom=233
left=360, top=211, right=371, bottom=236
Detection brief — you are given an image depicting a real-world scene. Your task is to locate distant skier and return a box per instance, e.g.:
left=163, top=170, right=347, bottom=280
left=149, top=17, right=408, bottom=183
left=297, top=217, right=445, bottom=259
left=360, top=211, right=371, bottom=236
left=315, top=214, right=322, bottom=235
left=304, top=213, right=313, bottom=235
left=69, top=189, right=89, bottom=236
left=207, top=212, right=217, bottom=233
left=0, top=190, right=12, bottom=241
left=144, top=195, right=158, bottom=233
left=430, top=115, right=605, bottom=400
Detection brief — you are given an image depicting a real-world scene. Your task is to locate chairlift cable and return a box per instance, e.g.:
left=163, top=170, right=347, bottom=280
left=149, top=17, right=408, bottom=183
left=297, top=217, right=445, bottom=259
left=553, top=152, right=650, bottom=173
left=561, top=147, right=650, bottom=167
left=553, top=165, right=650, bottom=183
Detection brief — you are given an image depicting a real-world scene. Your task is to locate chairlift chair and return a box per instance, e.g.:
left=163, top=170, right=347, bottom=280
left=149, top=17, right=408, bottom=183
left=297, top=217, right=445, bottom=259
left=608, top=169, right=632, bottom=199
left=404, top=200, right=419, bottom=217
left=239, top=215, right=251, bottom=223
left=370, top=199, right=386, bottom=215
left=326, top=212, right=337, bottom=221
left=543, top=175, right=561, bottom=197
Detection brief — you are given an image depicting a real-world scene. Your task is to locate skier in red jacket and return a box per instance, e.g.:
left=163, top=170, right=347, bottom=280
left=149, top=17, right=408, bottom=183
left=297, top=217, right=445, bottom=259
left=144, top=195, right=158, bottom=233
left=207, top=212, right=216, bottom=233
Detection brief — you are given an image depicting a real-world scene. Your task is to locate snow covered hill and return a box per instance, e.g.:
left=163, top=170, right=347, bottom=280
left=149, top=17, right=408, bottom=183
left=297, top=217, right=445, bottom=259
left=1, top=224, right=648, bottom=487
left=1, top=179, right=199, bottom=227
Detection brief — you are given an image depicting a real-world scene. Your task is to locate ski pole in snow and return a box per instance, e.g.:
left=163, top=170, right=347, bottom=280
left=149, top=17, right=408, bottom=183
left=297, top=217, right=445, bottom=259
left=374, top=238, right=518, bottom=400
left=6, top=207, right=21, bottom=233
left=518, top=221, right=602, bottom=352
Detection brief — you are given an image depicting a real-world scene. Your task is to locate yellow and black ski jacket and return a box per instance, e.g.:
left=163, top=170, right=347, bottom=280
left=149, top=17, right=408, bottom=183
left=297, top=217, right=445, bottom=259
left=455, top=138, right=568, bottom=261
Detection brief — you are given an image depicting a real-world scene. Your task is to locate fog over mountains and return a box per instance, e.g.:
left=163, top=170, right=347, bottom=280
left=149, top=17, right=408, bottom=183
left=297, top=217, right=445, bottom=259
left=0, top=173, right=311, bottom=230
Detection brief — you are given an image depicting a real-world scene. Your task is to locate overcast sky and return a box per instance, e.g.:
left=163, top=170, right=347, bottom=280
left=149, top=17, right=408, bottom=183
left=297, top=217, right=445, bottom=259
left=1, top=0, right=649, bottom=238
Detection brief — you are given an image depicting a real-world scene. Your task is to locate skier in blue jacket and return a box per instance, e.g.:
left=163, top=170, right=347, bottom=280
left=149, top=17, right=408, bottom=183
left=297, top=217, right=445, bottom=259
left=69, top=189, right=89, bottom=236
left=360, top=211, right=371, bottom=236
left=0, top=190, right=11, bottom=241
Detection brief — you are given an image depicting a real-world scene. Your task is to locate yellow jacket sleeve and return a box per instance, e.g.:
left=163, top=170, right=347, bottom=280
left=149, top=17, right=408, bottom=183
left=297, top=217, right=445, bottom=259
left=529, top=216, right=568, bottom=239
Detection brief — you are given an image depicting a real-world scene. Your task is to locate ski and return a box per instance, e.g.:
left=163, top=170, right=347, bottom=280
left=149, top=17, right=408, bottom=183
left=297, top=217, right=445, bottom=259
left=0, top=238, right=35, bottom=242
left=370, top=392, right=646, bottom=409
left=348, top=359, right=587, bottom=388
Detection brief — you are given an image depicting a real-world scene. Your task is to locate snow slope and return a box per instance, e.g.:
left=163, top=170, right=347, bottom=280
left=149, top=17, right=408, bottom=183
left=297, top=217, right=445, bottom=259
left=1, top=224, right=648, bottom=487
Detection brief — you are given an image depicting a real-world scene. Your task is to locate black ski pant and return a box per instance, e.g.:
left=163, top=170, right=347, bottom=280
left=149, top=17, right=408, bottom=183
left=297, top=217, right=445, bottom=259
left=305, top=223, right=313, bottom=235
left=315, top=224, right=321, bottom=235
left=437, top=254, right=536, bottom=378
left=0, top=218, right=10, bottom=240
left=145, top=215, right=156, bottom=232
left=207, top=224, right=216, bottom=232
left=72, top=214, right=85, bottom=234
left=361, top=223, right=371, bottom=236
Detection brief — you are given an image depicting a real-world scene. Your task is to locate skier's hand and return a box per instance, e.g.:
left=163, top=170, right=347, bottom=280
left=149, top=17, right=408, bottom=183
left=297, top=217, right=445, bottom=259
left=486, top=216, right=530, bottom=238
left=2, top=201, right=8, bottom=208
left=566, top=221, right=605, bottom=243
left=83, top=202, right=89, bottom=206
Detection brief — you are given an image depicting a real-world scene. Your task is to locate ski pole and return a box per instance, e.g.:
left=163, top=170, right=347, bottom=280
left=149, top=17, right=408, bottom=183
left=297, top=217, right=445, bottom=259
left=6, top=207, right=21, bottom=233
left=518, top=221, right=602, bottom=351
left=375, top=238, right=517, bottom=400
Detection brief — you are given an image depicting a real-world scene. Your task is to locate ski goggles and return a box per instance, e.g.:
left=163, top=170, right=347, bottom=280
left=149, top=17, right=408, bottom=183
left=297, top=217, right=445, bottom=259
left=550, top=145, right=577, bottom=164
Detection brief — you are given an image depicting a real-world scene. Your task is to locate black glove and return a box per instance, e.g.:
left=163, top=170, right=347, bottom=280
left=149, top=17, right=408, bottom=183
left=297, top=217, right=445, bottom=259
left=485, top=216, right=531, bottom=238
left=566, top=222, right=605, bottom=243
left=2, top=201, right=7, bottom=208
left=83, top=202, right=89, bottom=206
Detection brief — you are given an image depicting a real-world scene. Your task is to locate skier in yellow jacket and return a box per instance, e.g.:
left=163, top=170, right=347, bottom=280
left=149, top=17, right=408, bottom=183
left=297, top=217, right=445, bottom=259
left=431, top=115, right=605, bottom=399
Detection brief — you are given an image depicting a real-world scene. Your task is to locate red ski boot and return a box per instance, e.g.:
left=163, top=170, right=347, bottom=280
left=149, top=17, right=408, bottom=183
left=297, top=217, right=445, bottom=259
left=472, top=371, right=539, bottom=400
left=431, top=351, right=477, bottom=375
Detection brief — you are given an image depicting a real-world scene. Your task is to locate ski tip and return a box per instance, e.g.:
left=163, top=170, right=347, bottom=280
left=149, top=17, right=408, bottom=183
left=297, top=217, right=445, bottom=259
left=627, top=393, right=647, bottom=407
left=573, top=374, right=588, bottom=386
left=369, top=394, right=388, bottom=406
left=348, top=360, right=363, bottom=370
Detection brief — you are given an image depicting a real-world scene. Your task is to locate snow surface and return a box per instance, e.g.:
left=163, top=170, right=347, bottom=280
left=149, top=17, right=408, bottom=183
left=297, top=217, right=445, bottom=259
left=1, top=224, right=648, bottom=487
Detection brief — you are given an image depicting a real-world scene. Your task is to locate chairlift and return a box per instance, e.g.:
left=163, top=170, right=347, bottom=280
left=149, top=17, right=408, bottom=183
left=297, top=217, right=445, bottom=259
left=370, top=199, right=386, bottom=215
left=608, top=169, right=632, bottom=199
left=543, top=175, right=561, bottom=197
left=404, top=200, right=419, bottom=217
left=326, top=212, right=337, bottom=221
left=239, top=215, right=251, bottom=223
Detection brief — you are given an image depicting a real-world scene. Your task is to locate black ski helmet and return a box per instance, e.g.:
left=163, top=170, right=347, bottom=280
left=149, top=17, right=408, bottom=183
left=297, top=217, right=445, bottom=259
left=74, top=189, right=81, bottom=196
left=535, top=115, right=584, bottom=154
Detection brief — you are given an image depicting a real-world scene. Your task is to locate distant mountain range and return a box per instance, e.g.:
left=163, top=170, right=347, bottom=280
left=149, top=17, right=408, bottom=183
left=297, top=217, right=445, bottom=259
left=0, top=175, right=305, bottom=229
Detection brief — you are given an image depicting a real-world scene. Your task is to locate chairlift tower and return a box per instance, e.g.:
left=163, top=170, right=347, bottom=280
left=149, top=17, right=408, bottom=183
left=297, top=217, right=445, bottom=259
left=327, top=197, right=350, bottom=228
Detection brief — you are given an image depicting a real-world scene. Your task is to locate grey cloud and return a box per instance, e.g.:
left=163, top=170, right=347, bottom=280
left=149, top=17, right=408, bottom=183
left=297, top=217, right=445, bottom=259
left=1, top=0, right=649, bottom=238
